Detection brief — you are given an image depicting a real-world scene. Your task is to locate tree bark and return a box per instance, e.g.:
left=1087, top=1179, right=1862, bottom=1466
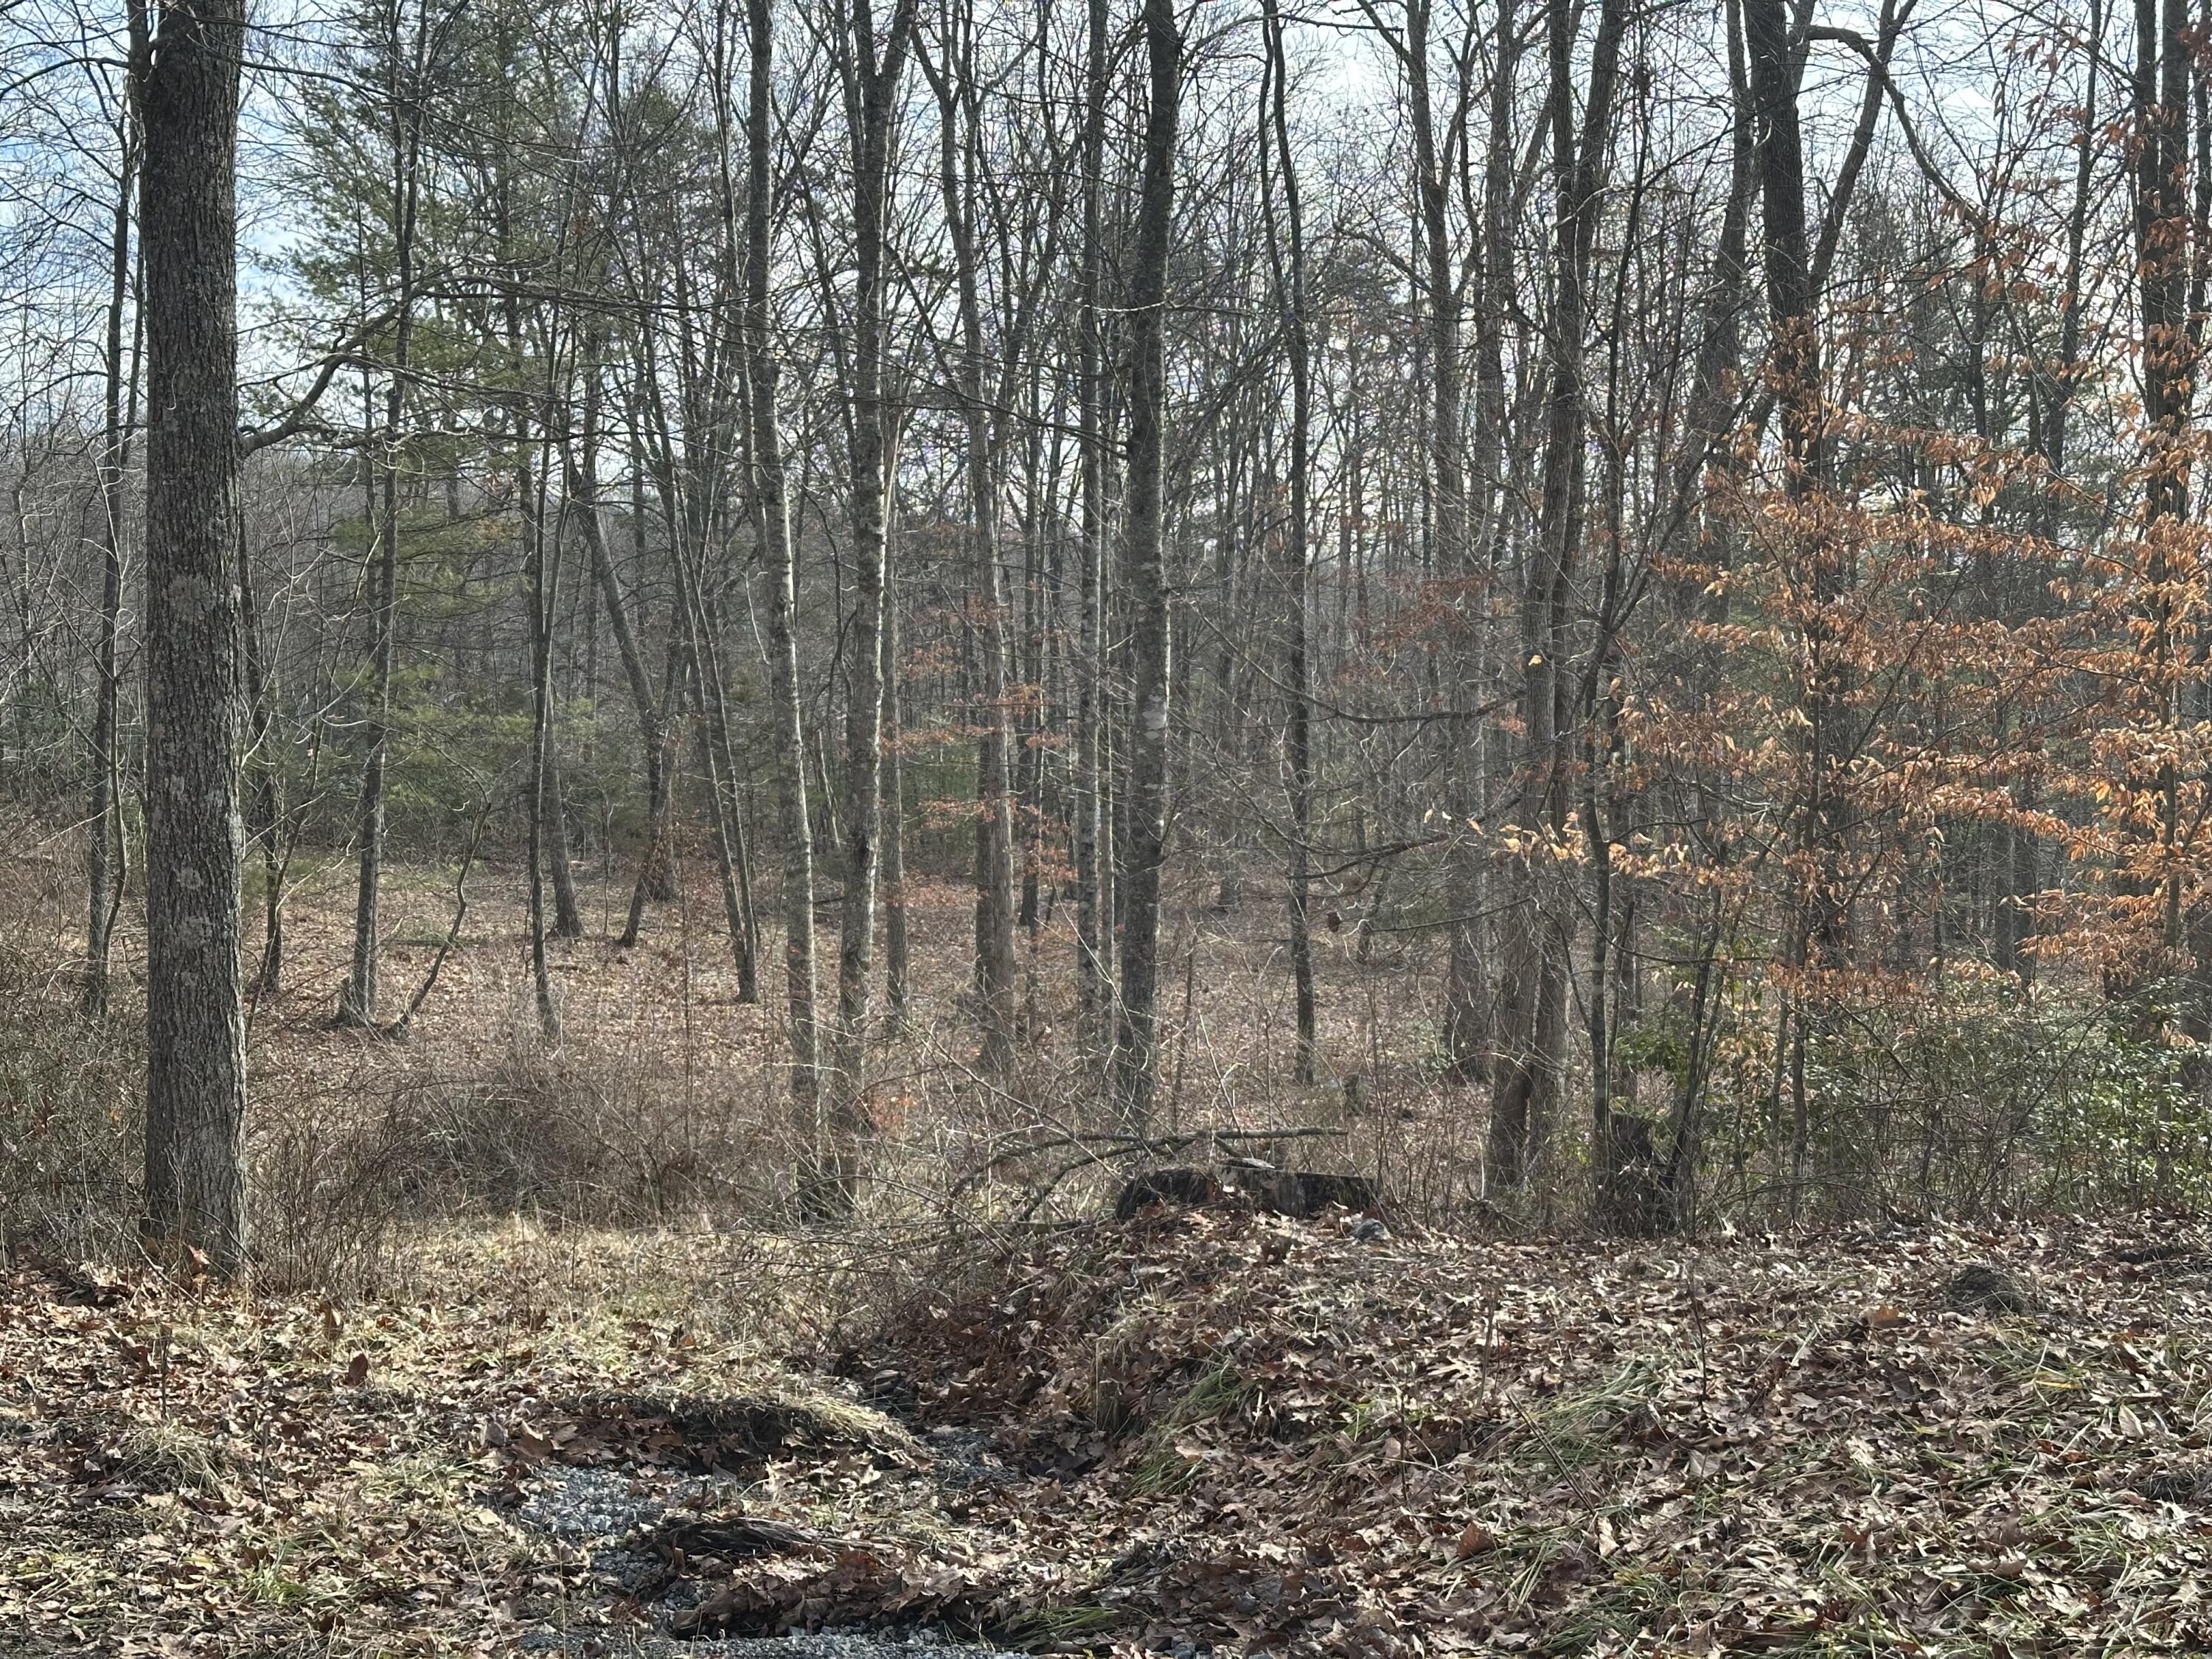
left=1260, top=0, right=1316, bottom=1085
left=919, top=12, right=1016, bottom=1068
left=1111, top=0, right=1182, bottom=1128
left=1073, top=0, right=1113, bottom=1048
left=747, top=0, right=821, bottom=1107
left=338, top=4, right=427, bottom=1029
left=1489, top=0, right=1627, bottom=1191
left=807, top=0, right=917, bottom=1216
left=880, top=562, right=909, bottom=1020
left=137, top=0, right=248, bottom=1276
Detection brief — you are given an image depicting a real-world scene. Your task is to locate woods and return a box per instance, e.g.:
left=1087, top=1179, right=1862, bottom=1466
left=32, top=2, right=2212, bottom=1654
left=13, top=0, right=2212, bottom=1248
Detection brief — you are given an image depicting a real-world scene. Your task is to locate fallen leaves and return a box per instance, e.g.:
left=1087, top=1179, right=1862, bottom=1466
left=844, top=1211, right=2212, bottom=1655
left=15, top=1213, right=2212, bottom=1656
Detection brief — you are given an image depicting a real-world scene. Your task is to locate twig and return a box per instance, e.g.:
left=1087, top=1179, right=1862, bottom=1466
left=389, top=800, right=490, bottom=1037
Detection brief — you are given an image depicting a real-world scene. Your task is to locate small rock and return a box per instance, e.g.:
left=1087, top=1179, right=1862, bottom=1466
left=1348, top=1217, right=1388, bottom=1244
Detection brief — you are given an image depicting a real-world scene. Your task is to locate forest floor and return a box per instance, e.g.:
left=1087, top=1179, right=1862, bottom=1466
left=9, top=837, right=2212, bottom=1654
left=10, top=1208, right=2212, bottom=1656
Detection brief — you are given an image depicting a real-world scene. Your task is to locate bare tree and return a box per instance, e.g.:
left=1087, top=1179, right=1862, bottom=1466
left=1111, top=0, right=1181, bottom=1128
left=807, top=0, right=917, bottom=1214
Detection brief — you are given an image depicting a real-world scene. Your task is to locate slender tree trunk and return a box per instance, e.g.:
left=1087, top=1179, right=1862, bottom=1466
left=1659, top=0, right=1753, bottom=1228
left=1745, top=0, right=1839, bottom=1215
left=566, top=358, right=667, bottom=947
left=1073, top=0, right=1112, bottom=1048
left=84, top=103, right=138, bottom=1019
left=2133, top=0, right=2195, bottom=994
left=1260, top=0, right=1316, bottom=1085
left=808, top=0, right=917, bottom=1216
left=747, top=0, right=820, bottom=1107
left=676, top=538, right=762, bottom=1001
left=1111, top=0, right=1181, bottom=1128
left=137, top=0, right=248, bottom=1276
left=544, top=720, right=585, bottom=938
left=519, top=394, right=564, bottom=1040
left=338, top=15, right=425, bottom=1030
left=240, top=486, right=282, bottom=996
left=1489, top=0, right=1628, bottom=1191
left=881, top=566, right=909, bottom=1019
left=1397, top=0, right=1485, bottom=1082
left=919, top=18, right=1016, bottom=1067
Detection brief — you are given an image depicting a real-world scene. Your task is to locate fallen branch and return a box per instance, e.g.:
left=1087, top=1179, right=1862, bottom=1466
left=954, top=1124, right=1347, bottom=1197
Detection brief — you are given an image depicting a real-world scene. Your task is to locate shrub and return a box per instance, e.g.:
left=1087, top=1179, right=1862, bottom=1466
left=0, top=947, right=139, bottom=1262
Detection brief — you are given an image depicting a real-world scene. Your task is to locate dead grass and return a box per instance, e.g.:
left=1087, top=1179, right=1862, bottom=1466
left=0, top=824, right=1461, bottom=1294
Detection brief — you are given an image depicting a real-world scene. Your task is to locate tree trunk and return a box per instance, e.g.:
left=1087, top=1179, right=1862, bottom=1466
left=565, top=360, right=667, bottom=947
left=524, top=433, right=563, bottom=1043
left=1073, top=0, right=1113, bottom=1049
left=1490, top=0, right=1627, bottom=1191
left=807, top=0, right=917, bottom=1217
left=1111, top=0, right=1181, bottom=1128
left=919, top=15, right=1016, bottom=1068
left=338, top=11, right=425, bottom=1030
left=1260, top=0, right=1316, bottom=1085
left=1399, top=0, right=1485, bottom=1082
left=881, top=566, right=909, bottom=1020
left=137, top=0, right=248, bottom=1276
left=84, top=100, right=137, bottom=1020
left=747, top=0, right=821, bottom=1106
left=677, top=540, right=762, bottom=1001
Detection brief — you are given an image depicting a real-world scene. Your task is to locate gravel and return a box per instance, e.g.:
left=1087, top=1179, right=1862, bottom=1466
left=516, top=1464, right=762, bottom=1545
left=508, top=1463, right=1030, bottom=1659
left=501, top=1382, right=1044, bottom=1659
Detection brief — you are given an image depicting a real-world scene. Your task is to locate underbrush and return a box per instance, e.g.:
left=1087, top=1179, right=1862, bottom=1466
left=15, top=835, right=2212, bottom=1303
left=0, top=947, right=800, bottom=1293
left=252, top=1034, right=800, bottom=1292
left=0, top=945, right=139, bottom=1262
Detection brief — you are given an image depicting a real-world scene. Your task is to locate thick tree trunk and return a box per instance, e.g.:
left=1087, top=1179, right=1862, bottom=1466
left=1111, top=0, right=1181, bottom=1129
left=138, top=0, right=248, bottom=1276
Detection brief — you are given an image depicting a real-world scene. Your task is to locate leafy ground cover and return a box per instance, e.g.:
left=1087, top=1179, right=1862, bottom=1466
left=8, top=1211, right=2212, bottom=1656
